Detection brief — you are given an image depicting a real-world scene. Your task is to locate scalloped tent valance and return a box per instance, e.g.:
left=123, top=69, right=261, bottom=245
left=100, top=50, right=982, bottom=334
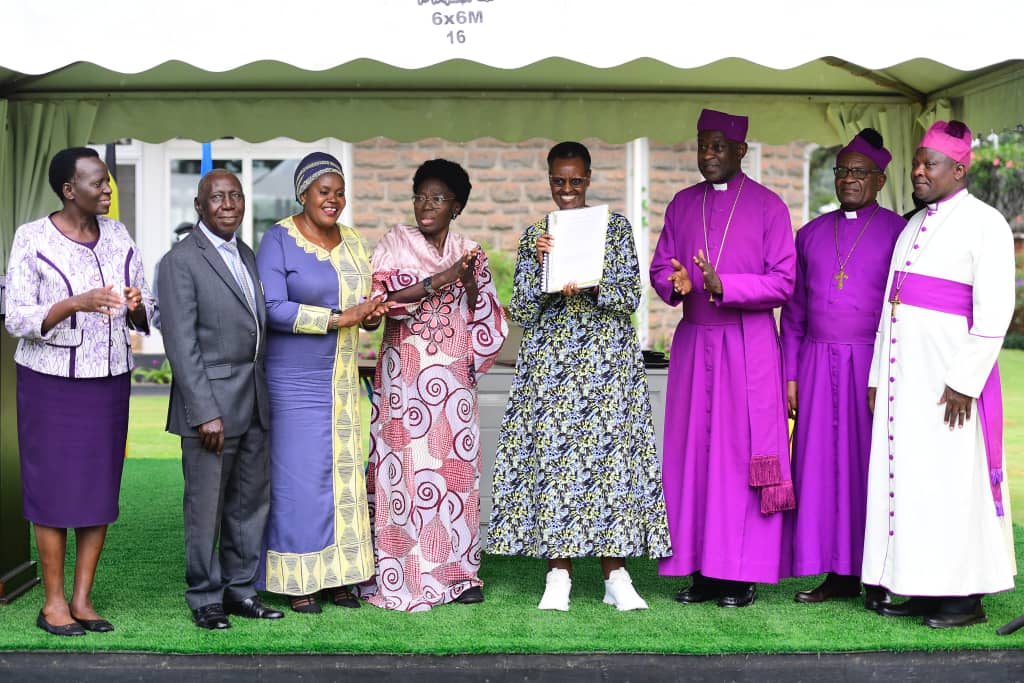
left=2, top=0, right=1022, bottom=263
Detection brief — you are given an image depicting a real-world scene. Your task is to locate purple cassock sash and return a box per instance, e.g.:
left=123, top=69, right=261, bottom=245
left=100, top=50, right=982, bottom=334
left=889, top=271, right=1005, bottom=516
left=740, top=312, right=796, bottom=514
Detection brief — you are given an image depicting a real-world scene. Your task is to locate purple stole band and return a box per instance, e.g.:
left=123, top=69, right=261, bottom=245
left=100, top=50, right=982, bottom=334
left=682, top=301, right=795, bottom=513
left=889, top=271, right=1004, bottom=516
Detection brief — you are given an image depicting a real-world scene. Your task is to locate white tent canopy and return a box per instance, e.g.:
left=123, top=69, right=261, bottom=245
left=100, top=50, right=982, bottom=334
left=2, top=0, right=1023, bottom=263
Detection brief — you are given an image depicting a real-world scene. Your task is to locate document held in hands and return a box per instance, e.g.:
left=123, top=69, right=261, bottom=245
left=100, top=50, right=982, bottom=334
left=542, top=204, right=609, bottom=294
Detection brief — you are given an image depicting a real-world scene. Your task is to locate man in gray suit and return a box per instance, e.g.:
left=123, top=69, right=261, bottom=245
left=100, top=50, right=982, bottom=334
left=158, top=170, right=283, bottom=629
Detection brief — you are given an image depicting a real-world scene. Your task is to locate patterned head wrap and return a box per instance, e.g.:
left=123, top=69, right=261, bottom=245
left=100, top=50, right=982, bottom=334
left=294, top=152, right=345, bottom=201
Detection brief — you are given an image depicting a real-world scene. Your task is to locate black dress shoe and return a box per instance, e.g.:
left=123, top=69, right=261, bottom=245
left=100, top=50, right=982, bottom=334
left=224, top=596, right=284, bottom=620
left=36, top=611, right=86, bottom=637
left=924, top=603, right=987, bottom=629
left=794, top=574, right=862, bottom=604
left=675, top=584, right=719, bottom=603
left=192, top=603, right=231, bottom=630
left=718, top=584, right=757, bottom=608
left=73, top=616, right=115, bottom=632
left=863, top=585, right=893, bottom=612
left=454, top=586, right=484, bottom=604
left=676, top=574, right=722, bottom=604
left=878, top=596, right=939, bottom=618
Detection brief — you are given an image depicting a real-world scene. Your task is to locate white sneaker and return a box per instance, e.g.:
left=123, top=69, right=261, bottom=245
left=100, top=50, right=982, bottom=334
left=603, top=568, right=648, bottom=611
left=537, top=568, right=571, bottom=611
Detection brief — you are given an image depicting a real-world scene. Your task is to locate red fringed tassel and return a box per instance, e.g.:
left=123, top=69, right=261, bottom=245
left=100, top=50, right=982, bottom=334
left=749, top=454, right=781, bottom=487
left=760, top=480, right=796, bottom=514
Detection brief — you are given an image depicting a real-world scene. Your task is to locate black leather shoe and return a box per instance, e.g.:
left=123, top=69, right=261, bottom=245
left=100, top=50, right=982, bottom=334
left=36, top=611, right=86, bottom=637
left=225, top=596, right=284, bottom=620
left=454, top=586, right=484, bottom=604
left=794, top=575, right=861, bottom=604
left=192, top=603, right=231, bottom=629
left=718, top=584, right=757, bottom=608
left=924, top=604, right=987, bottom=629
left=675, top=584, right=721, bottom=603
left=863, top=585, right=893, bottom=612
left=73, top=616, right=115, bottom=632
left=878, top=597, right=938, bottom=618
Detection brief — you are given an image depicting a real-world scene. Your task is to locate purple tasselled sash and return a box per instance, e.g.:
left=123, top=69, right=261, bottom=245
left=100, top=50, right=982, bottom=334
left=888, top=271, right=1004, bottom=517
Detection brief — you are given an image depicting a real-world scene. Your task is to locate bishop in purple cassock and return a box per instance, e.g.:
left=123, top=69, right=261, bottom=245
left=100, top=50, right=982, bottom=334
left=651, top=109, right=796, bottom=608
left=780, top=129, right=905, bottom=609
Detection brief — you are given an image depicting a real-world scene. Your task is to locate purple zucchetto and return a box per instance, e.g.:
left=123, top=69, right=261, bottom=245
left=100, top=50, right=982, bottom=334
left=697, top=109, right=749, bottom=143
left=837, top=128, right=892, bottom=172
left=294, top=151, right=345, bottom=201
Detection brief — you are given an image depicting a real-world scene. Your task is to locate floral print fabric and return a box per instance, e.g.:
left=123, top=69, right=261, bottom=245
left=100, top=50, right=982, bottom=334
left=486, top=212, right=671, bottom=559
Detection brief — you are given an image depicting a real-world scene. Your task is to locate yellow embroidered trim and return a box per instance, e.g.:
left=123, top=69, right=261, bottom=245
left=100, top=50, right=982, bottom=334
left=264, top=542, right=372, bottom=595
left=281, top=215, right=341, bottom=262
left=264, top=224, right=375, bottom=595
left=294, top=304, right=330, bottom=335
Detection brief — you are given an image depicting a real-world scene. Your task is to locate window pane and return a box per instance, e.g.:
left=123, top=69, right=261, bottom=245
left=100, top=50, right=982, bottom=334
left=252, top=159, right=300, bottom=251
left=114, top=164, right=136, bottom=240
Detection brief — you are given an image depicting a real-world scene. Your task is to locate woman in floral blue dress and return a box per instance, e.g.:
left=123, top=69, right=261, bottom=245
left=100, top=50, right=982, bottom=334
left=486, top=141, right=671, bottom=612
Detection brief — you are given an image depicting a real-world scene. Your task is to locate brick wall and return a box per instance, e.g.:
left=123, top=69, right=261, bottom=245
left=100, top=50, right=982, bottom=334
left=352, top=137, right=626, bottom=253
left=351, top=136, right=808, bottom=349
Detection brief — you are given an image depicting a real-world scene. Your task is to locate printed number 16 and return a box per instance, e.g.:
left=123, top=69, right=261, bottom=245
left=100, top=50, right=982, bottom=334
left=447, top=30, right=466, bottom=44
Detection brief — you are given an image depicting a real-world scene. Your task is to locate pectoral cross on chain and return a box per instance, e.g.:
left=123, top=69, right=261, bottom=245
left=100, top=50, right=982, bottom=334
left=889, top=293, right=900, bottom=315
left=834, top=269, right=848, bottom=290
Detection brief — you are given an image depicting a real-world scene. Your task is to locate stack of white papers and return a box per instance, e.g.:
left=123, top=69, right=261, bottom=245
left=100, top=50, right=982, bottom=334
left=542, top=204, right=608, bottom=294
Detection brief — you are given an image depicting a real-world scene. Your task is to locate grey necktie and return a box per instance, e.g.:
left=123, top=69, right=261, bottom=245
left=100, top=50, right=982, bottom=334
left=222, top=240, right=256, bottom=315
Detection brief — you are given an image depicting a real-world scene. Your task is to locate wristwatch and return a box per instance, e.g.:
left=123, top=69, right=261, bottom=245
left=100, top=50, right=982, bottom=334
left=423, top=276, right=436, bottom=296
left=330, top=308, right=342, bottom=329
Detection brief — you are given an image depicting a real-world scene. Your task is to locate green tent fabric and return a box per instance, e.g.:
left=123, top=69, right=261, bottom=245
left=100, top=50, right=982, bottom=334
left=1, top=3, right=1023, bottom=265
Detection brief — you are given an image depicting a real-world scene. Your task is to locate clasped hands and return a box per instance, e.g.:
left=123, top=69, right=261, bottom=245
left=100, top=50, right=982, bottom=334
left=332, top=294, right=393, bottom=330
left=666, top=249, right=722, bottom=299
left=76, top=284, right=143, bottom=315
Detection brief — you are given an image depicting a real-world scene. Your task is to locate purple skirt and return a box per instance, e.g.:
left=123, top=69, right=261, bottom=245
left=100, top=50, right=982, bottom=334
left=16, top=365, right=130, bottom=528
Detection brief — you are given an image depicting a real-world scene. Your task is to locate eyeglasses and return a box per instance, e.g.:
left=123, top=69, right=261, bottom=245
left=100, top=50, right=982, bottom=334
left=411, top=194, right=454, bottom=206
left=833, top=167, right=882, bottom=180
left=548, top=176, right=588, bottom=189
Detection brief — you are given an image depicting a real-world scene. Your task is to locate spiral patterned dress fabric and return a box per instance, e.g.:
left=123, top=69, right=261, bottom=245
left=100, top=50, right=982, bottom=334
left=358, top=225, right=507, bottom=612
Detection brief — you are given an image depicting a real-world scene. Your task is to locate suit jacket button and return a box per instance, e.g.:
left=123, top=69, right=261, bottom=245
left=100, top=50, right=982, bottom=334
left=250, top=331, right=256, bottom=336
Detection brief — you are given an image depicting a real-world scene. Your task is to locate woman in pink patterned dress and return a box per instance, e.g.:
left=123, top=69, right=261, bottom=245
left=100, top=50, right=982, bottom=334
left=360, top=158, right=507, bottom=612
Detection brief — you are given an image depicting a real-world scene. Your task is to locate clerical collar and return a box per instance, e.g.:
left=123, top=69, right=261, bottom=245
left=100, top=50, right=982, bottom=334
left=926, top=187, right=968, bottom=213
left=710, top=173, right=742, bottom=192
left=842, top=201, right=878, bottom=220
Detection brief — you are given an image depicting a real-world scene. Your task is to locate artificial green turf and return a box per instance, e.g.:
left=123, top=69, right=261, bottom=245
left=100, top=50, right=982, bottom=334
left=2, top=351, right=1023, bottom=654
left=1, top=457, right=1023, bottom=654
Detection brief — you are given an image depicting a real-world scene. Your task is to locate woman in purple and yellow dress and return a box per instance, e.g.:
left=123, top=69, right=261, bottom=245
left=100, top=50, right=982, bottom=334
left=255, top=152, right=388, bottom=614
